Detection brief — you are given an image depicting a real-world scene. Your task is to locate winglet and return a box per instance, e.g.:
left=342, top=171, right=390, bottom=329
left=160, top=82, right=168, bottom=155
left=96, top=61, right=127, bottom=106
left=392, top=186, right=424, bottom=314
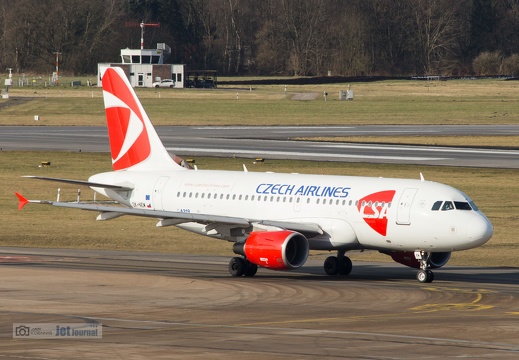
left=15, top=192, right=29, bottom=210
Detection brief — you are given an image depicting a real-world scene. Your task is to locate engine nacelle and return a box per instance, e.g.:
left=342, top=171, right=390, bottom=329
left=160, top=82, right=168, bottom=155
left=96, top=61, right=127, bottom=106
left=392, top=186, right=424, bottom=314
left=233, top=230, right=309, bottom=270
left=387, top=251, right=451, bottom=269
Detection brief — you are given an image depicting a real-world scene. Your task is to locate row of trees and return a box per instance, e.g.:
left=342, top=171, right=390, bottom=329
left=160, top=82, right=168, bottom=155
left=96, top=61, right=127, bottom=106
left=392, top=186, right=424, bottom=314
left=1, top=0, right=519, bottom=76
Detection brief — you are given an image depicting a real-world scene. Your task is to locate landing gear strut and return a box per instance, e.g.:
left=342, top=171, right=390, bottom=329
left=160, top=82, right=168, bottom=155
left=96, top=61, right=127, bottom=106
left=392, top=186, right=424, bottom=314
left=228, top=257, right=258, bottom=277
left=415, top=251, right=435, bottom=283
left=324, top=250, right=352, bottom=276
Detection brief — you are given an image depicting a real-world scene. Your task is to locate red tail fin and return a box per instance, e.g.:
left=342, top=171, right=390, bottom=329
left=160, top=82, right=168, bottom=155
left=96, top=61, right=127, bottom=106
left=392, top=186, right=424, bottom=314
left=101, top=67, right=183, bottom=171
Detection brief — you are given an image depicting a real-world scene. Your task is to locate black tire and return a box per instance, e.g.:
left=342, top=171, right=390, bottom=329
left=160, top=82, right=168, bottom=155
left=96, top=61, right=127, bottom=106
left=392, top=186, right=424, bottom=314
left=417, top=269, right=434, bottom=283
left=426, top=270, right=435, bottom=283
left=324, top=256, right=340, bottom=275
left=155, top=85, right=160, bottom=88
left=244, top=261, right=258, bottom=277
left=229, top=257, right=246, bottom=277
left=339, top=256, right=353, bottom=275
left=169, top=85, right=174, bottom=88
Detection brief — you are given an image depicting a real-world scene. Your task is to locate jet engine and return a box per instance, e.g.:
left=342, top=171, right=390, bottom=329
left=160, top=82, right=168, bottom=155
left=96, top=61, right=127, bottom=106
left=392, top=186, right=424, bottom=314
left=233, top=230, right=309, bottom=270
left=387, top=251, right=451, bottom=269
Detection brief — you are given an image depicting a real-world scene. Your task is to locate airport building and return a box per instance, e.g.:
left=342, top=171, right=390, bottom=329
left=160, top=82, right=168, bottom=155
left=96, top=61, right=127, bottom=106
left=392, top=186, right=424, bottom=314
left=97, top=43, right=186, bottom=88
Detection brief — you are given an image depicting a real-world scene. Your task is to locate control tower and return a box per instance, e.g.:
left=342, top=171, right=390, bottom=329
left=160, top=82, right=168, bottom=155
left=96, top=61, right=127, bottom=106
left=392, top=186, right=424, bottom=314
left=98, top=43, right=185, bottom=88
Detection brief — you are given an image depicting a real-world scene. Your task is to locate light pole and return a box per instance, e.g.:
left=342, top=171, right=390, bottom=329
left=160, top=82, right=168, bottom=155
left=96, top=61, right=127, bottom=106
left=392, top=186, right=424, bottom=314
left=54, top=52, right=61, bottom=85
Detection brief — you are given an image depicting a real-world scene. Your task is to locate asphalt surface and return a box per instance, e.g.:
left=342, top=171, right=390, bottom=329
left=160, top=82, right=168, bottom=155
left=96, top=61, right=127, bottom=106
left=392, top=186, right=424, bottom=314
left=0, top=247, right=517, bottom=359
left=1, top=125, right=519, bottom=168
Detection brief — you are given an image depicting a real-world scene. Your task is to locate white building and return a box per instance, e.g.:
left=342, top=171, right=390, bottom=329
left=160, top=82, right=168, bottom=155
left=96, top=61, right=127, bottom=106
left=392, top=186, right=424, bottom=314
left=98, top=43, right=185, bottom=88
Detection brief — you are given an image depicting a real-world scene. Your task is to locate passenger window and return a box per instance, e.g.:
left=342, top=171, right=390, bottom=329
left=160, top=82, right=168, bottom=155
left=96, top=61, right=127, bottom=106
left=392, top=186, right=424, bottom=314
left=431, top=201, right=442, bottom=211
left=442, top=201, right=454, bottom=211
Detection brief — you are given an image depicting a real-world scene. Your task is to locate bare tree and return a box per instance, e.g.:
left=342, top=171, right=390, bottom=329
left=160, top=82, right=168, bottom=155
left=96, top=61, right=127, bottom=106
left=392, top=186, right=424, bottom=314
left=411, top=0, right=462, bottom=74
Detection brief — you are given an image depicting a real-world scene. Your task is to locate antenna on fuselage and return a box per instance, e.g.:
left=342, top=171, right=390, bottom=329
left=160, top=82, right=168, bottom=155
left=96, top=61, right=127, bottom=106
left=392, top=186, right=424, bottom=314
left=420, top=172, right=425, bottom=182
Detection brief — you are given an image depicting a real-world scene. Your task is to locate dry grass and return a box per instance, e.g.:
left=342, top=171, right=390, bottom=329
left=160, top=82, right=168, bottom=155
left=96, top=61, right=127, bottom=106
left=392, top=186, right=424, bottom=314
left=1, top=151, right=517, bottom=267
left=2, top=79, right=519, bottom=126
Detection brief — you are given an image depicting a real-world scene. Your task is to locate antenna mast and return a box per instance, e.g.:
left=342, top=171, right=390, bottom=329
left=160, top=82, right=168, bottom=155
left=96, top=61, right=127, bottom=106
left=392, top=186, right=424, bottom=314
left=125, top=21, right=161, bottom=49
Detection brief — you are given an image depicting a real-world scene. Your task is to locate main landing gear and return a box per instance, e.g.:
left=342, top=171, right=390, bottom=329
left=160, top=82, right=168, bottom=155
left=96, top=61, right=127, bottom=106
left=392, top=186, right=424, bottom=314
left=415, top=251, right=434, bottom=283
left=228, top=257, right=258, bottom=277
left=323, top=250, right=352, bottom=276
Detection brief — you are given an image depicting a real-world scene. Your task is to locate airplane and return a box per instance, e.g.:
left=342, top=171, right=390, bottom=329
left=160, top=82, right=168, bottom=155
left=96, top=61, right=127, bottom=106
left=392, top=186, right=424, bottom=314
left=16, top=66, right=493, bottom=283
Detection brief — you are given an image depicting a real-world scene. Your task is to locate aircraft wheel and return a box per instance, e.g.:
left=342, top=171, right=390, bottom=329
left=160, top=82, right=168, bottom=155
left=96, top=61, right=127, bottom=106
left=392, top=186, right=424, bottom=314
left=324, top=256, right=340, bottom=275
left=417, top=269, right=434, bottom=283
left=339, top=256, right=353, bottom=276
left=243, top=261, right=258, bottom=277
left=229, top=257, right=246, bottom=277
left=426, top=270, right=434, bottom=283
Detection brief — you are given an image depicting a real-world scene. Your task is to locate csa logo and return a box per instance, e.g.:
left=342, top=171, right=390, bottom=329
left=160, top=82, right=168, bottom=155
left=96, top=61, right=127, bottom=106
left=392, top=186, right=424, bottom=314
left=357, top=190, right=396, bottom=236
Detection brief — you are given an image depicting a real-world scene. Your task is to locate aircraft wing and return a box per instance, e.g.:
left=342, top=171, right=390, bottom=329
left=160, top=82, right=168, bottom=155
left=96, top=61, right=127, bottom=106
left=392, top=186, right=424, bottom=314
left=15, top=193, right=323, bottom=236
left=22, top=176, right=134, bottom=191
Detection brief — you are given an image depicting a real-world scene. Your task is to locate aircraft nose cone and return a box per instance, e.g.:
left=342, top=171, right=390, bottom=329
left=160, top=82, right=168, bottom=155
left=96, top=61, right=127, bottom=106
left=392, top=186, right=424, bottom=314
left=467, top=215, right=493, bottom=246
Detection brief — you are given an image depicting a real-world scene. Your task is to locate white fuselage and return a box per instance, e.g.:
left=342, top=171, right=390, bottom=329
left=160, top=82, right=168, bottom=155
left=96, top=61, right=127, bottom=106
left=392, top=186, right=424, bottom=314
left=90, top=169, right=493, bottom=254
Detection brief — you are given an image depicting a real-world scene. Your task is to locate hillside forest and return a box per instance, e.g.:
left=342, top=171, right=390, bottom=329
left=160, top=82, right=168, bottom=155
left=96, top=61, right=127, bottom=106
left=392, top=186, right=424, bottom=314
left=1, top=0, right=519, bottom=76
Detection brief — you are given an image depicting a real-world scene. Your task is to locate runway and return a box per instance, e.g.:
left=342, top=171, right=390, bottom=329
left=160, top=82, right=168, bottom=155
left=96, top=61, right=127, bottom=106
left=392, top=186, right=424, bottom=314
left=1, top=125, right=519, bottom=168
left=1, top=247, right=517, bottom=359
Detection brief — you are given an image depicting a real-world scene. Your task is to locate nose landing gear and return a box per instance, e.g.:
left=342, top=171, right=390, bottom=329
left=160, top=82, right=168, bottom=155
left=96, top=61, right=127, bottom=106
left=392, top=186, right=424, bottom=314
left=415, top=251, right=435, bottom=283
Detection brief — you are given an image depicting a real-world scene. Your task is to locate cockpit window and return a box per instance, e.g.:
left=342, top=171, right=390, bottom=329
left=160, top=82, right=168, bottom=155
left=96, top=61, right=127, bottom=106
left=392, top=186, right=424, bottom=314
left=441, top=201, right=454, bottom=211
left=431, top=201, right=442, bottom=211
left=454, top=201, right=472, bottom=210
left=432, top=200, right=476, bottom=211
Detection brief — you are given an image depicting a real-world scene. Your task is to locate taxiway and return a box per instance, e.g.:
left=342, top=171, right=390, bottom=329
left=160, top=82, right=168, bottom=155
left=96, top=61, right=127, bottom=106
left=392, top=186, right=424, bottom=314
left=1, top=247, right=517, bottom=359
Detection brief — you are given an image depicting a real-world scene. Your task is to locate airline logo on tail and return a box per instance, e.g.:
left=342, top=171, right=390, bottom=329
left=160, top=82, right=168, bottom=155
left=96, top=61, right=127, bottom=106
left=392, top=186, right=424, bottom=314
left=102, top=68, right=151, bottom=170
left=358, top=190, right=396, bottom=236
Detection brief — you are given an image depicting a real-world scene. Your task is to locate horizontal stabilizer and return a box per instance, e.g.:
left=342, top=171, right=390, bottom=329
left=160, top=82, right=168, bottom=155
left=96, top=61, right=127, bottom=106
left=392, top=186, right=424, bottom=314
left=22, top=176, right=134, bottom=191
